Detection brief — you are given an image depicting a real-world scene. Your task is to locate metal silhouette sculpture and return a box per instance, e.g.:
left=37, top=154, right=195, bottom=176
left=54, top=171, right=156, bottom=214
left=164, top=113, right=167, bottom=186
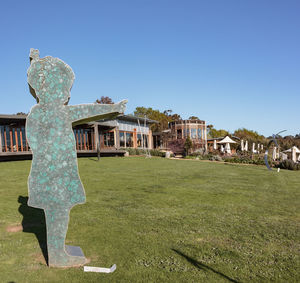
left=26, top=49, right=127, bottom=267
left=264, top=130, right=286, bottom=170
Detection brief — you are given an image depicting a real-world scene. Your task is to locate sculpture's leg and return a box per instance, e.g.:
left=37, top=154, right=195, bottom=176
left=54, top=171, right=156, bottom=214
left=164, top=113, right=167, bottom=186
left=45, top=207, right=87, bottom=267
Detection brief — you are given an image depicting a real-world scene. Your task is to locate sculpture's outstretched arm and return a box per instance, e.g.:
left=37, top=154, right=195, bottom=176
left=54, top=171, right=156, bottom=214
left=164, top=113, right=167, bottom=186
left=69, top=100, right=127, bottom=126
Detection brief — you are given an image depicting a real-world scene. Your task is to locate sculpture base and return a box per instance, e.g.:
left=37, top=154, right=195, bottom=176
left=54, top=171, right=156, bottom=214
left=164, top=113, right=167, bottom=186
left=65, top=245, right=85, bottom=257
left=49, top=245, right=87, bottom=268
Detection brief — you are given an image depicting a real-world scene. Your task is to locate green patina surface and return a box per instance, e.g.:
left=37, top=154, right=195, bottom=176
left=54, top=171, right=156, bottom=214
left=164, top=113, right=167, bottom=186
left=26, top=49, right=127, bottom=267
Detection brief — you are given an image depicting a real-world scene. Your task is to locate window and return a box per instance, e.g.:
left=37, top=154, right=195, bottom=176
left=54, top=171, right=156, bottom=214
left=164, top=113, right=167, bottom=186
left=177, top=129, right=182, bottom=139
left=126, top=132, right=133, bottom=147
left=104, top=131, right=114, bottom=147
left=142, top=134, right=148, bottom=148
left=120, top=132, right=125, bottom=147
left=186, top=129, right=190, bottom=137
left=137, top=133, right=142, bottom=148
left=191, top=128, right=197, bottom=139
left=198, top=128, right=202, bottom=139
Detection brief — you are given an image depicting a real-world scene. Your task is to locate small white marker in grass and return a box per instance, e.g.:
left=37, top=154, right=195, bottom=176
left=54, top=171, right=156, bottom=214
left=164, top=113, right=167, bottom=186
left=84, top=264, right=116, bottom=273
left=277, top=168, right=280, bottom=172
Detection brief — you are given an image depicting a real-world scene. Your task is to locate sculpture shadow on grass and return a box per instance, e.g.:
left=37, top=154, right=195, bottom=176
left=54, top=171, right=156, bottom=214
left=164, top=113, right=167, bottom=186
left=18, top=196, right=48, bottom=265
left=172, top=249, right=240, bottom=283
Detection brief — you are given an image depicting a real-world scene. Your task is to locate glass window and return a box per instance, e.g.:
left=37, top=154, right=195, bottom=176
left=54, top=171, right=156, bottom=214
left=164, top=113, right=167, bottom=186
left=21, top=127, right=26, bottom=146
left=104, top=131, right=115, bottom=147
left=191, top=128, right=197, bottom=139
left=137, top=133, right=142, bottom=148
left=142, top=134, right=148, bottom=148
left=120, top=132, right=125, bottom=147
left=198, top=128, right=202, bottom=139
left=126, top=132, right=133, bottom=147
left=177, top=129, right=182, bottom=139
left=186, top=129, right=190, bottom=137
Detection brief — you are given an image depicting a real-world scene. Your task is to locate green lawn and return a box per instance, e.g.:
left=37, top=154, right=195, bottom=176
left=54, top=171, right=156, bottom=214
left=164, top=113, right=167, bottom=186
left=0, top=157, right=299, bottom=282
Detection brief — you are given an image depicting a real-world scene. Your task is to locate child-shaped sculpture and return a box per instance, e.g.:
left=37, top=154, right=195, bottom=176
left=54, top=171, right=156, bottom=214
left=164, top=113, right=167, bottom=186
left=26, top=49, right=127, bottom=267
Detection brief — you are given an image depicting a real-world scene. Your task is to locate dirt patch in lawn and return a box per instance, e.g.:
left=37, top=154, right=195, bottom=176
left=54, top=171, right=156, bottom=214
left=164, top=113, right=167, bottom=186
left=6, top=224, right=23, bottom=232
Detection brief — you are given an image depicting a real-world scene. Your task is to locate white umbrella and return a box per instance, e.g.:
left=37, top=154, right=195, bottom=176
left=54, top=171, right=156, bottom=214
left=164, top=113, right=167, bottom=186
left=225, top=142, right=231, bottom=154
left=252, top=143, right=256, bottom=153
left=283, top=146, right=300, bottom=162
left=272, top=146, right=277, bottom=160
left=213, top=139, right=217, bottom=150
left=283, top=146, right=300, bottom=153
left=244, top=140, right=248, bottom=151
left=292, top=146, right=298, bottom=162
left=280, top=152, right=288, bottom=160
left=218, top=136, right=237, bottom=144
left=218, top=136, right=236, bottom=154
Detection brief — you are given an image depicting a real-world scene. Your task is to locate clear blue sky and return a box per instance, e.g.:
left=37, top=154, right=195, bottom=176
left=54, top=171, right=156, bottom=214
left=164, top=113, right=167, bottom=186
left=0, top=0, right=299, bottom=136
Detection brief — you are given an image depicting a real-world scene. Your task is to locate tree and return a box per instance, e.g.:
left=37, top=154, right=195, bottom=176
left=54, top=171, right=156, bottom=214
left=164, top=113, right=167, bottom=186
left=170, top=113, right=181, bottom=122
left=95, top=96, right=114, bottom=104
left=189, top=116, right=199, bottom=120
left=163, top=109, right=182, bottom=122
left=184, top=136, right=193, bottom=155
left=234, top=128, right=265, bottom=143
left=208, top=128, right=229, bottom=138
left=134, top=107, right=169, bottom=132
left=16, top=112, right=27, bottom=115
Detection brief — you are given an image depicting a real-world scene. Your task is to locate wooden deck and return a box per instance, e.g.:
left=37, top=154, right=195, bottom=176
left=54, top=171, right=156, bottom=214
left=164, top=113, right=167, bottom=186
left=0, top=149, right=126, bottom=161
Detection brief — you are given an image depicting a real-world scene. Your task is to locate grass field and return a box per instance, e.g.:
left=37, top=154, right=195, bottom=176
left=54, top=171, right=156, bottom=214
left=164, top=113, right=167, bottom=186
left=0, top=157, right=299, bottom=282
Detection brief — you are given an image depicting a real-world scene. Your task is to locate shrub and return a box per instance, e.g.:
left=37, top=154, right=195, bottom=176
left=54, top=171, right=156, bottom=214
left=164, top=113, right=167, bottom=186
left=184, top=137, right=193, bottom=155
left=122, top=148, right=167, bottom=157
left=210, top=155, right=223, bottom=162
left=149, top=149, right=166, bottom=157
left=278, top=159, right=300, bottom=170
left=126, top=148, right=137, bottom=155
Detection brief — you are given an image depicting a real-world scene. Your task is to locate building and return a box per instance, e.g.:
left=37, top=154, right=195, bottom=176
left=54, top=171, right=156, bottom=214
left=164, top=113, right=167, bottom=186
left=153, top=119, right=207, bottom=154
left=0, top=114, right=157, bottom=161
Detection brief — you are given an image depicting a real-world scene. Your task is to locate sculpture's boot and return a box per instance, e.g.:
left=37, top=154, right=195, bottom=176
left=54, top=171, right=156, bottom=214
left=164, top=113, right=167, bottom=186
left=45, top=208, right=87, bottom=267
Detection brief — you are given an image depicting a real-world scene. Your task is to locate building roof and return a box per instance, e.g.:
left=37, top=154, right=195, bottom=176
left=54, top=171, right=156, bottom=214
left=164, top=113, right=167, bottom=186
left=0, top=113, right=158, bottom=125
left=0, top=114, right=27, bottom=120
left=169, top=119, right=205, bottom=126
left=117, top=115, right=158, bottom=124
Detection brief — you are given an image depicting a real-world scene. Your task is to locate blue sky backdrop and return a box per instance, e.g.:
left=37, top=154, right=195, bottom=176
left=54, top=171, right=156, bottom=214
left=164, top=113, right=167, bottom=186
left=0, top=0, right=299, bottom=136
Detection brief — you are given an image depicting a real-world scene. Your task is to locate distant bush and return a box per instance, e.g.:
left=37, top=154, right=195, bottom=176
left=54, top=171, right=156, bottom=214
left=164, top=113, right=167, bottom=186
left=224, top=155, right=273, bottom=166
left=278, top=160, right=300, bottom=171
left=122, top=148, right=145, bottom=156
left=185, top=153, right=223, bottom=162
left=149, top=149, right=166, bottom=157
left=188, top=152, right=202, bottom=157
left=209, top=155, right=223, bottom=162
left=122, top=148, right=167, bottom=157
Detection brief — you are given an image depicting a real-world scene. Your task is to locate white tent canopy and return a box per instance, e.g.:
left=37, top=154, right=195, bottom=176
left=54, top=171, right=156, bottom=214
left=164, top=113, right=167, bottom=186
left=218, top=136, right=236, bottom=154
left=217, top=136, right=237, bottom=144
left=283, top=146, right=300, bottom=153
